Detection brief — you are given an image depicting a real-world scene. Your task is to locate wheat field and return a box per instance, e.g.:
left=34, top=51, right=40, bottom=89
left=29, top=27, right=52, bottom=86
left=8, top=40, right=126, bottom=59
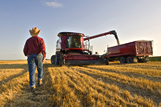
left=0, top=60, right=161, bottom=107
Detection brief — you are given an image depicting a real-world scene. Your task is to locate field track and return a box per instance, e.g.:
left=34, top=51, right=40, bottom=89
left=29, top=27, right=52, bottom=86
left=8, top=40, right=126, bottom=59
left=0, top=60, right=161, bottom=107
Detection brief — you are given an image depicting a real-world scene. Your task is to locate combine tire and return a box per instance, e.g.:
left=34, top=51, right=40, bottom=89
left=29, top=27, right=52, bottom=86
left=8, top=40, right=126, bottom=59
left=56, top=52, right=61, bottom=65
left=58, top=53, right=64, bottom=66
left=51, top=55, right=55, bottom=64
left=120, top=57, right=126, bottom=63
left=105, top=58, right=109, bottom=65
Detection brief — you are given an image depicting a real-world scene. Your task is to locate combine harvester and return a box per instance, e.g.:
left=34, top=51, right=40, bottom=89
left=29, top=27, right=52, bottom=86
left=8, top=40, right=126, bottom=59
left=51, top=30, right=119, bottom=66
left=51, top=30, right=153, bottom=66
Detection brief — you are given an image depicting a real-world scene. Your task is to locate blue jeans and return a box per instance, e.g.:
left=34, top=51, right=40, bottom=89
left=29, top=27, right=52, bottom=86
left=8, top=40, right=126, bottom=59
left=27, top=53, right=43, bottom=87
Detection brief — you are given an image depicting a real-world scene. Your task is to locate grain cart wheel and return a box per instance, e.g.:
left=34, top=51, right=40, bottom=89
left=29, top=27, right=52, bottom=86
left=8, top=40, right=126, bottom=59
left=126, top=56, right=133, bottom=63
left=105, top=58, right=109, bottom=65
left=51, top=55, right=55, bottom=64
left=119, top=57, right=126, bottom=63
left=143, top=56, right=149, bottom=63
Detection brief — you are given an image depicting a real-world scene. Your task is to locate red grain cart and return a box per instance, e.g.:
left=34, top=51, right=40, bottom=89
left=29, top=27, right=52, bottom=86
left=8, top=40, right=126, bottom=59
left=106, top=40, right=153, bottom=63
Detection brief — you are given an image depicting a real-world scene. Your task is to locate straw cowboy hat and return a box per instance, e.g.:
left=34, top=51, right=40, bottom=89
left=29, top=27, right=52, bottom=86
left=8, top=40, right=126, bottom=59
left=29, top=27, right=41, bottom=37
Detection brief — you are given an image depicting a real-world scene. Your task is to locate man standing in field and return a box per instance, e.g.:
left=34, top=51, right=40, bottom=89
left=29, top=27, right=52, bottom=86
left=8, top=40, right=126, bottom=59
left=23, top=27, right=46, bottom=92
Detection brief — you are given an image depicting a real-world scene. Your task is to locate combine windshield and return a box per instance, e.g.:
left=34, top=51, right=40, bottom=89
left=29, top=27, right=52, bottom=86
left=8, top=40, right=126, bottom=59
left=67, top=36, right=82, bottom=48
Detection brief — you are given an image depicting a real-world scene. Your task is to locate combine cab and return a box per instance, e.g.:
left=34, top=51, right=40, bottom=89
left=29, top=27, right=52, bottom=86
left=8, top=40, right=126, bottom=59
left=51, top=30, right=120, bottom=66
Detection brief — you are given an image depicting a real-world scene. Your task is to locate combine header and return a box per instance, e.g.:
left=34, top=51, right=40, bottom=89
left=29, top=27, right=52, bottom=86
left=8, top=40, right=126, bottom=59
left=51, top=30, right=119, bottom=66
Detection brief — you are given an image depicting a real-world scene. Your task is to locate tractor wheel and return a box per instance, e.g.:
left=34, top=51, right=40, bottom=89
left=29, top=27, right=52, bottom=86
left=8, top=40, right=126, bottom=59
left=126, top=57, right=133, bottom=63
left=119, top=57, right=126, bottom=63
left=51, top=55, right=55, bottom=64
left=105, top=58, right=109, bottom=65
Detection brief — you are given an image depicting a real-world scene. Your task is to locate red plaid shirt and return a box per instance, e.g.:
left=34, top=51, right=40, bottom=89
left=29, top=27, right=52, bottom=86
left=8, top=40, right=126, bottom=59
left=23, top=36, right=46, bottom=59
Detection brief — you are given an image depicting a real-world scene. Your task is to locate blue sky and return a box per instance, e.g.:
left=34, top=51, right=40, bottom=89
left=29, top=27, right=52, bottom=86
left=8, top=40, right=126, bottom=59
left=0, top=0, right=161, bottom=60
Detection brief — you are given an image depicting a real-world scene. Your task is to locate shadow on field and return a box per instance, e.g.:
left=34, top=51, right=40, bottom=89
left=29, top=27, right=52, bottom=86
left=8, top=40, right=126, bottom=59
left=0, top=63, right=28, bottom=87
left=0, top=63, right=59, bottom=69
left=0, top=70, right=27, bottom=87
left=0, top=62, right=54, bottom=106
left=0, top=62, right=58, bottom=87
left=43, top=63, right=60, bottom=68
left=85, top=66, right=161, bottom=82
left=77, top=68, right=161, bottom=106
left=0, top=64, right=28, bottom=69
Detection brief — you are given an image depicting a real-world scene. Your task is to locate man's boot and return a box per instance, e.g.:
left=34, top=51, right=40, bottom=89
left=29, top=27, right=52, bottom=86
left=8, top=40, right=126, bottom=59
left=31, top=85, right=36, bottom=93
left=38, top=80, right=43, bottom=86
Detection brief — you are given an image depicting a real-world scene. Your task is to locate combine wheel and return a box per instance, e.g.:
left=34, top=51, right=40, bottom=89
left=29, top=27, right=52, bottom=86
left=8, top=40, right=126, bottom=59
left=126, top=56, right=133, bottom=63
left=105, top=58, right=109, bottom=65
left=56, top=53, right=60, bottom=65
left=119, top=57, right=126, bottom=63
left=58, top=53, right=64, bottom=66
left=51, top=55, right=55, bottom=64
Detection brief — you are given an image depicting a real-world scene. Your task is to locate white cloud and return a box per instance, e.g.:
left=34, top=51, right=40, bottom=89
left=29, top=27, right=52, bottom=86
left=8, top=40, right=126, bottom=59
left=45, top=2, right=63, bottom=8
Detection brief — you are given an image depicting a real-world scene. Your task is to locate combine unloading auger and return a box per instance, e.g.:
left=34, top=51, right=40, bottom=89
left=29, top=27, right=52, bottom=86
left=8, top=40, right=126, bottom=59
left=84, top=30, right=120, bottom=45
